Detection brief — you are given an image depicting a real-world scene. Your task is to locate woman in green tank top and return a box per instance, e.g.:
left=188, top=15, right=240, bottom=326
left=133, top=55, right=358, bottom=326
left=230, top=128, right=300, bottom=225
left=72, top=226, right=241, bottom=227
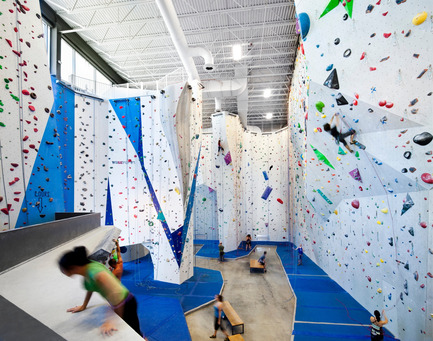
left=59, top=246, right=144, bottom=338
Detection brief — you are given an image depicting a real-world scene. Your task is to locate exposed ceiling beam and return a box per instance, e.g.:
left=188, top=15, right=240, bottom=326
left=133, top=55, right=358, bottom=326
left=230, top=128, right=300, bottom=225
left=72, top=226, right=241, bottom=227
left=84, top=20, right=295, bottom=46
left=60, top=2, right=294, bottom=34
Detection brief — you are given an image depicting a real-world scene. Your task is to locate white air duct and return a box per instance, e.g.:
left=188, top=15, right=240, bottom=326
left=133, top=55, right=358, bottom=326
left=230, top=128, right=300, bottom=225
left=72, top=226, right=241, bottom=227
left=215, top=97, right=222, bottom=112
left=155, top=0, right=214, bottom=81
left=202, top=79, right=248, bottom=126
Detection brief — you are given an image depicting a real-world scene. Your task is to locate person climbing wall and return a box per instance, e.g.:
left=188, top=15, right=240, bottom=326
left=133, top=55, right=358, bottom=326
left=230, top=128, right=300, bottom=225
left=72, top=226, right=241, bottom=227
left=323, top=113, right=356, bottom=153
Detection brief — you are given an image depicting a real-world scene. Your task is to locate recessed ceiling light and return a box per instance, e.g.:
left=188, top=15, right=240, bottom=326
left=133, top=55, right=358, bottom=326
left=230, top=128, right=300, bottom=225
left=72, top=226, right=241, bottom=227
left=265, top=112, right=273, bottom=119
left=263, top=89, right=272, bottom=98
left=233, top=44, right=242, bottom=61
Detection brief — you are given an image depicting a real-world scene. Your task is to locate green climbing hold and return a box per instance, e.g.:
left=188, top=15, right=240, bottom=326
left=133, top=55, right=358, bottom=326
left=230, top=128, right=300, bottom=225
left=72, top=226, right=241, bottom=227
left=10, top=94, right=19, bottom=101
left=355, top=151, right=360, bottom=158
left=0, top=122, right=5, bottom=127
left=310, top=144, right=335, bottom=169
left=338, top=146, right=346, bottom=155
left=315, top=101, right=325, bottom=112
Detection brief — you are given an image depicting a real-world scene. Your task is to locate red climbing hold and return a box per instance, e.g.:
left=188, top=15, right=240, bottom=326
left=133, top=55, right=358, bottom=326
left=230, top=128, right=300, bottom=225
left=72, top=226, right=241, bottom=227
left=351, top=199, right=360, bottom=209
left=360, top=52, right=366, bottom=60
left=421, top=173, right=433, bottom=184
left=353, top=100, right=358, bottom=106
left=420, top=222, right=427, bottom=228
left=23, top=136, right=29, bottom=141
left=277, top=198, right=284, bottom=204
left=379, top=100, right=386, bottom=107
left=1, top=208, right=9, bottom=215
left=382, top=12, right=388, bottom=16
left=22, top=89, right=30, bottom=95
left=383, top=33, right=391, bottom=38
left=5, top=39, right=13, bottom=47
left=28, top=105, right=35, bottom=111
left=370, top=67, right=376, bottom=71
left=385, top=102, right=394, bottom=108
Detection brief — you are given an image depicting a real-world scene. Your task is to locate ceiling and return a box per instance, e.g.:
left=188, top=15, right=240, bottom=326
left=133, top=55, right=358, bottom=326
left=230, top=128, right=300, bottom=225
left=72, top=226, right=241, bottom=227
left=45, top=0, right=298, bottom=131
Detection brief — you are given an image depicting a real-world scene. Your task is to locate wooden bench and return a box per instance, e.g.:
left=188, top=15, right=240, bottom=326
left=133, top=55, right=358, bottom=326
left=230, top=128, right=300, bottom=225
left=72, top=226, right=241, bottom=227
left=228, top=335, right=245, bottom=341
left=223, top=301, right=244, bottom=334
left=250, top=259, right=265, bottom=273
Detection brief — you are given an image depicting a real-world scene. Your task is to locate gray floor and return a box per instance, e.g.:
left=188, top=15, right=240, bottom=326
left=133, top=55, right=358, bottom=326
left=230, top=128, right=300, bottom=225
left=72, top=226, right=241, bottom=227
left=187, top=246, right=296, bottom=341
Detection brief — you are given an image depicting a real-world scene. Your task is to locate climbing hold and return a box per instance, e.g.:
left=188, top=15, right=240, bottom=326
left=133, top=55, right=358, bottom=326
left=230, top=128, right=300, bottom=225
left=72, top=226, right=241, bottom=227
left=381, top=208, right=388, bottom=214
left=343, top=13, right=348, bottom=20
left=421, top=173, right=433, bottom=184
left=202, top=198, right=206, bottom=202
left=174, top=187, right=180, bottom=195
left=326, top=64, right=334, bottom=71
left=349, top=168, right=362, bottom=182
left=366, top=4, right=374, bottom=13
left=261, top=186, right=273, bottom=200
left=412, top=11, right=427, bottom=25
left=401, top=193, right=414, bottom=215
left=334, top=38, right=340, bottom=45
left=383, top=33, right=392, bottom=38
left=311, top=145, right=335, bottom=169
left=315, top=101, right=325, bottom=112
left=413, top=132, right=432, bottom=146
left=333, top=209, right=338, bottom=215
left=379, top=100, right=386, bottom=107
left=277, top=198, right=284, bottom=204
left=336, top=93, right=348, bottom=105
left=296, top=13, right=310, bottom=41
left=323, top=69, right=340, bottom=90
left=343, top=49, right=351, bottom=57
left=385, top=102, right=394, bottom=108
left=403, top=151, right=411, bottom=159
left=377, top=288, right=382, bottom=293
left=420, top=222, right=427, bottom=228
left=401, top=168, right=408, bottom=173
left=351, top=200, right=360, bottom=209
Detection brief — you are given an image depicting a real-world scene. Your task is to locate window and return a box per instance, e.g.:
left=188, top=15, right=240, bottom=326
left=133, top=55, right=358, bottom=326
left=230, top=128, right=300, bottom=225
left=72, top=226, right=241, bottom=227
left=61, top=39, right=74, bottom=83
left=60, top=38, right=112, bottom=96
left=42, top=20, right=51, bottom=67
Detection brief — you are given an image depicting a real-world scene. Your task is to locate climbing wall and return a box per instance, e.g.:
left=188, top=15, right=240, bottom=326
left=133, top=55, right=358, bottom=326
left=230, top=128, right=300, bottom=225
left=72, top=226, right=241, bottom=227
left=0, top=1, right=56, bottom=229
left=290, top=1, right=433, bottom=339
left=197, top=113, right=289, bottom=251
left=104, top=82, right=201, bottom=284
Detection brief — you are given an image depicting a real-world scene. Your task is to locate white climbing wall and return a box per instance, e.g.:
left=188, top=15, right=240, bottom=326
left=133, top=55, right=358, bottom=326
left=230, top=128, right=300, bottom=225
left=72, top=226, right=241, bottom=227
left=0, top=0, right=54, bottom=230
left=197, top=113, right=289, bottom=251
left=290, top=1, right=433, bottom=339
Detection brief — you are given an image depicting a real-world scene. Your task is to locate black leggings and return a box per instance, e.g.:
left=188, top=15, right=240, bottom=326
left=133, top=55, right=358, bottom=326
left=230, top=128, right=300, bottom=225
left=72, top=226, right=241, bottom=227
left=119, top=295, right=142, bottom=337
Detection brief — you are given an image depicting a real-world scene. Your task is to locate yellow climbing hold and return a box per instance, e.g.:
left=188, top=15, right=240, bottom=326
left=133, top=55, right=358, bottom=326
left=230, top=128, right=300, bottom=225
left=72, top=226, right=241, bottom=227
left=321, top=114, right=327, bottom=118
left=314, top=128, right=318, bottom=133
left=376, top=263, right=380, bottom=267
left=381, top=208, right=389, bottom=214
left=334, top=210, right=338, bottom=215
left=380, top=258, right=384, bottom=263
left=377, top=288, right=382, bottom=293
left=174, top=187, right=180, bottom=195
left=365, top=249, right=368, bottom=253
left=377, top=221, right=382, bottom=225
left=336, top=157, right=341, bottom=161
left=412, top=11, right=427, bottom=25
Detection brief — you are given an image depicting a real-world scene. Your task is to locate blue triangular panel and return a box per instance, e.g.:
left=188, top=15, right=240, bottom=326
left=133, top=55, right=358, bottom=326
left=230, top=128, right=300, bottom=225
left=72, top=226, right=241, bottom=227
left=105, top=179, right=114, bottom=225
left=110, top=98, right=179, bottom=265
left=15, top=77, right=74, bottom=227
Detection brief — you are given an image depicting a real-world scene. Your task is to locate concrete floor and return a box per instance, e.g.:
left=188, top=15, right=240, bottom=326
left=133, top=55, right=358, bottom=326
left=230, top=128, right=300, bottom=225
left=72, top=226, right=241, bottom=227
left=186, top=246, right=295, bottom=341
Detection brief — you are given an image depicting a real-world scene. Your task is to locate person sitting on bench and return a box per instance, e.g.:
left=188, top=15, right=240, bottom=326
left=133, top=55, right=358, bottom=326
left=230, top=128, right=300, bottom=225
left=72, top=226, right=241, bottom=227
left=258, top=251, right=267, bottom=272
left=323, top=113, right=356, bottom=153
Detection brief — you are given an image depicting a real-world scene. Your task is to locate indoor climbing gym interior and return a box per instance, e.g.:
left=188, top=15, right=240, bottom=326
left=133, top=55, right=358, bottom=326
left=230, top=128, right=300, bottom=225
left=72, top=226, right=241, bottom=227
left=0, top=0, right=432, bottom=340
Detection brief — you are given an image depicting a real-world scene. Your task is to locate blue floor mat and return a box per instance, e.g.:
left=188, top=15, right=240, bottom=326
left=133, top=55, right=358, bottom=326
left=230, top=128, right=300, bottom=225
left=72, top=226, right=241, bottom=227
left=122, top=255, right=224, bottom=341
left=275, top=244, right=398, bottom=340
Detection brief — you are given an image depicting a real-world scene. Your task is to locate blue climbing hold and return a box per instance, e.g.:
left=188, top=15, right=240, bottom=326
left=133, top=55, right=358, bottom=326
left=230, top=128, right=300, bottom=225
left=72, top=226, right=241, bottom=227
left=297, top=13, right=310, bottom=41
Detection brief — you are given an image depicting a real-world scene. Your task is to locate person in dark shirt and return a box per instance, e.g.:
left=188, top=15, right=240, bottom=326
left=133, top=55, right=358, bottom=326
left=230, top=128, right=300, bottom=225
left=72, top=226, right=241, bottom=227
left=258, top=251, right=267, bottom=272
left=218, top=242, right=225, bottom=262
left=323, top=113, right=356, bottom=153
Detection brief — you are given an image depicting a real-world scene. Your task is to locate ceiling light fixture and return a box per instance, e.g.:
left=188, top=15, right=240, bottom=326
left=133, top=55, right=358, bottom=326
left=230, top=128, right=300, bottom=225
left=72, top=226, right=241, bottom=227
left=232, top=44, right=242, bottom=61
left=265, top=112, right=273, bottom=119
left=263, top=89, right=272, bottom=98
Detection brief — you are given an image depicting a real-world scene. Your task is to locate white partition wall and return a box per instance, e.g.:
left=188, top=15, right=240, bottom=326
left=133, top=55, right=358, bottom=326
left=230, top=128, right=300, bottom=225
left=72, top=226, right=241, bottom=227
left=289, top=1, right=433, bottom=339
left=196, top=113, right=289, bottom=251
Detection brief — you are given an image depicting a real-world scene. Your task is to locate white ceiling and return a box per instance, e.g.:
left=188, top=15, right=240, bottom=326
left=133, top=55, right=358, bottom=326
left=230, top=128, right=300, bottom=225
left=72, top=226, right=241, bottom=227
left=46, top=0, right=298, bottom=131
